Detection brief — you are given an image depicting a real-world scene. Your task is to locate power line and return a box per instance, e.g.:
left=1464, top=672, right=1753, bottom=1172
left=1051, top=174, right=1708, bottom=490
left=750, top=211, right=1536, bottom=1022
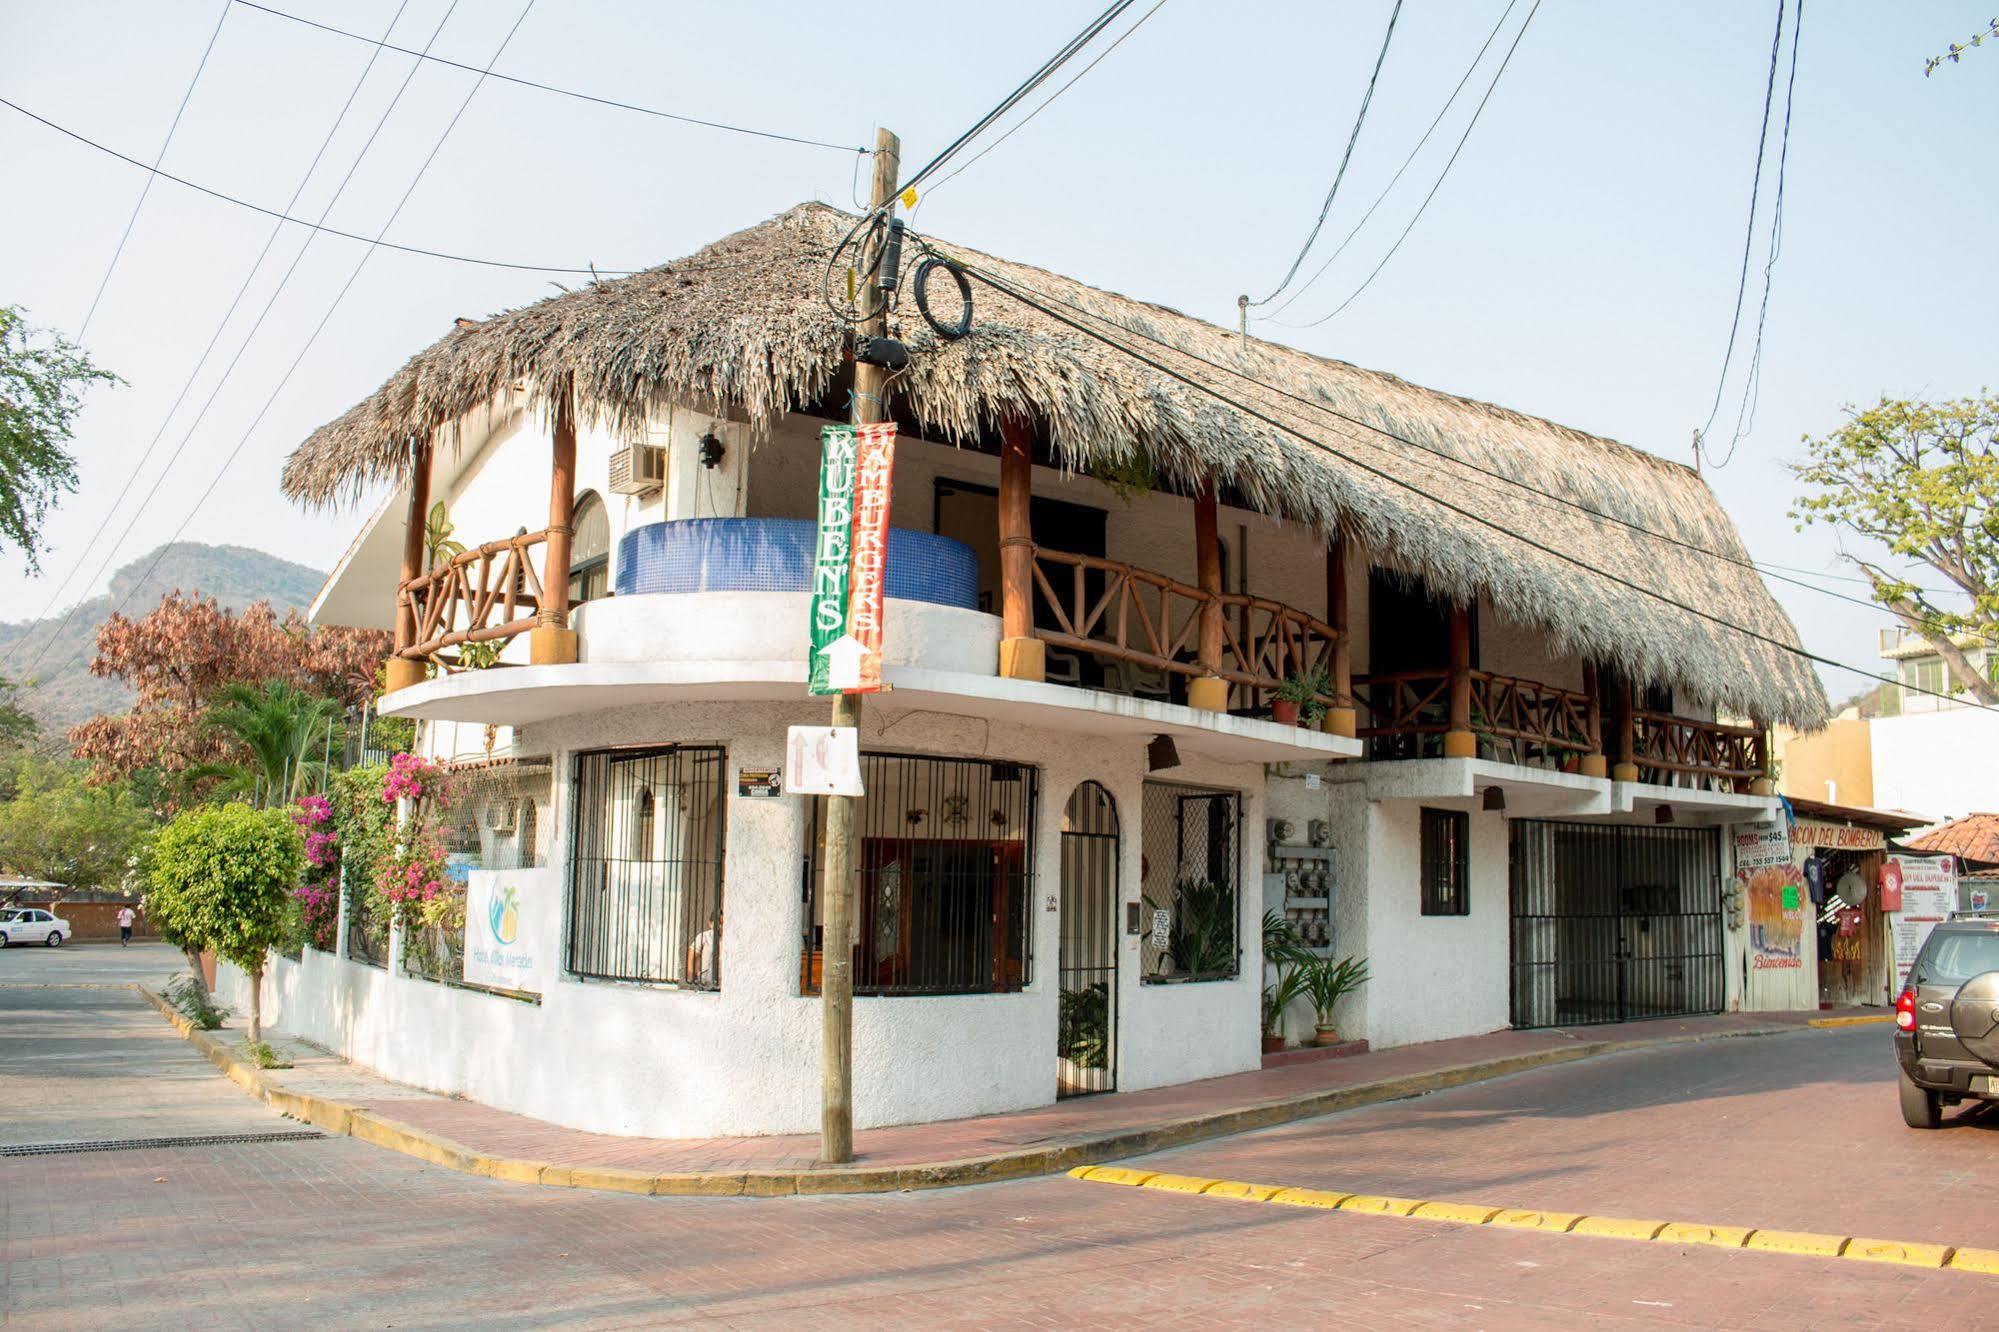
left=925, top=244, right=1998, bottom=714
left=1262, top=0, right=1517, bottom=321
left=229, top=0, right=867, bottom=155
left=1696, top=0, right=1786, bottom=452
left=1267, top=0, right=1541, bottom=330
left=30, top=1, right=536, bottom=689
left=1245, top=0, right=1404, bottom=308
left=0, top=96, right=640, bottom=276
left=4, top=0, right=422, bottom=677
left=1710, top=0, right=1804, bottom=470
left=918, top=242, right=1996, bottom=644
left=919, top=0, right=1169, bottom=201
left=76, top=1, right=232, bottom=340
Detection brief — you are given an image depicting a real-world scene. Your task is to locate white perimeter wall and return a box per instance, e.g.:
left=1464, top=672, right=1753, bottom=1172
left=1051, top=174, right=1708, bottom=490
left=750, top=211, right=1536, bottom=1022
left=230, top=700, right=1264, bottom=1138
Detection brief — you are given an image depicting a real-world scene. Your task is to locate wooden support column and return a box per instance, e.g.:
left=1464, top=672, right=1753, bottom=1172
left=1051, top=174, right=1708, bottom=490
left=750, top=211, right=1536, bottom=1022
left=1611, top=671, right=1639, bottom=783
left=383, top=440, right=432, bottom=693
left=1443, top=600, right=1476, bottom=758
left=1579, top=661, right=1608, bottom=778
left=1748, top=729, right=1776, bottom=795
left=996, top=416, right=1043, bottom=681
left=1188, top=481, right=1228, bottom=713
left=1324, top=529, right=1356, bottom=738
left=530, top=380, right=579, bottom=665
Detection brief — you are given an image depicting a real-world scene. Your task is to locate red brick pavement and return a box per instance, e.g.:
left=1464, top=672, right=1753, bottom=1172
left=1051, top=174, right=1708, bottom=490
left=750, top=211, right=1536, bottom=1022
left=291, top=1009, right=1853, bottom=1175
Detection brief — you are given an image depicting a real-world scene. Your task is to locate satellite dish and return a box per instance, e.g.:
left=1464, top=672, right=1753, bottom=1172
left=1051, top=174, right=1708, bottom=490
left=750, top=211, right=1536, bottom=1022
left=1836, top=867, right=1866, bottom=906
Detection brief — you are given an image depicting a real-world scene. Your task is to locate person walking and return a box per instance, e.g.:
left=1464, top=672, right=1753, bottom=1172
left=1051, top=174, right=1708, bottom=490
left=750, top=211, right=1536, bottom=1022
left=116, top=904, right=136, bottom=947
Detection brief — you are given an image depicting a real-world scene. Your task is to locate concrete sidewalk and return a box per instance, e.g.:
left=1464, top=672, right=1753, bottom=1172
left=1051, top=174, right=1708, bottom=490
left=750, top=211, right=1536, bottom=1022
left=140, top=988, right=1883, bottom=1197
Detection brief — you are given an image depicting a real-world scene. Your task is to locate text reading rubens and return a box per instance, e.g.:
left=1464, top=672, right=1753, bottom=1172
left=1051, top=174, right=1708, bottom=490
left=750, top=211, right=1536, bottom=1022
left=808, top=422, right=898, bottom=694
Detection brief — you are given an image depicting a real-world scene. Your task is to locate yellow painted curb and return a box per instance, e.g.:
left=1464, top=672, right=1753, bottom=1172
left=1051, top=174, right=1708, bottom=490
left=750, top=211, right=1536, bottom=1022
left=1203, top=1179, right=1285, bottom=1202
left=1842, top=1237, right=1950, bottom=1268
left=1573, top=1216, right=1668, bottom=1242
left=1268, top=1187, right=1353, bottom=1209
left=1657, top=1222, right=1753, bottom=1249
left=1808, top=1014, right=1894, bottom=1029
left=1745, top=1229, right=1847, bottom=1258
left=1411, top=1201, right=1502, bottom=1225
left=564, top=1166, right=660, bottom=1196
left=1947, top=1247, right=1999, bottom=1275
left=1141, top=1172, right=1221, bottom=1195
left=1491, top=1209, right=1585, bottom=1233
left=1337, top=1194, right=1425, bottom=1217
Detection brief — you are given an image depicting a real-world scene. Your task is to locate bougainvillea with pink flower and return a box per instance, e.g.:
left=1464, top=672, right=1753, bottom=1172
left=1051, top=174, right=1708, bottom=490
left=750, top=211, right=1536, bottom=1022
left=290, top=793, right=341, bottom=950
left=376, top=755, right=458, bottom=928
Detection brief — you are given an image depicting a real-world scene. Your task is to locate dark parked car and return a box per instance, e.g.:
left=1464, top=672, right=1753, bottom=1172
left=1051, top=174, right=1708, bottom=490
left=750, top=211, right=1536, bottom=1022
left=1894, top=914, right=1999, bottom=1128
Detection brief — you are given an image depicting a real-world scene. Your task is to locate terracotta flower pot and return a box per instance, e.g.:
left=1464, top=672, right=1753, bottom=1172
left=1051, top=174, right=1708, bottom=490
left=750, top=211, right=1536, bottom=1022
left=1312, top=1023, right=1342, bottom=1047
left=1261, top=1033, right=1286, bottom=1054
left=1272, top=699, right=1300, bottom=726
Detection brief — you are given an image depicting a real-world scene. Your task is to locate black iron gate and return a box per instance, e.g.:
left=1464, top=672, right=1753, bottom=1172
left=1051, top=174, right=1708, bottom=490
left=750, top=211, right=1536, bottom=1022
left=1058, top=782, right=1119, bottom=1097
left=1509, top=821, right=1724, bottom=1028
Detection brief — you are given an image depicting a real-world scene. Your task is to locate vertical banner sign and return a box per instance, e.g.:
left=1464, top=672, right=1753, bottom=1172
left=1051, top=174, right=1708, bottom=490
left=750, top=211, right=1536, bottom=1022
left=806, top=421, right=898, bottom=694
left=846, top=422, right=898, bottom=693
left=808, top=425, right=859, bottom=694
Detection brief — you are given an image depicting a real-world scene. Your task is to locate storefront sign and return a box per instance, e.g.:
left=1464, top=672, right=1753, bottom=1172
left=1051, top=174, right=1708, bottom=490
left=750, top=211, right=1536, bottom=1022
left=1791, top=820, right=1886, bottom=852
left=1736, top=822, right=1805, bottom=971
left=464, top=871, right=536, bottom=991
left=806, top=422, right=898, bottom=695
left=736, top=769, right=782, bottom=798
left=1888, top=854, right=1958, bottom=990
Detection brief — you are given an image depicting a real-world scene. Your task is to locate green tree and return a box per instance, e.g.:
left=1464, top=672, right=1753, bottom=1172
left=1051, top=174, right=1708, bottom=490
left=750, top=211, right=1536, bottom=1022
left=0, top=307, right=119, bottom=570
left=146, top=803, right=304, bottom=1044
left=1792, top=392, right=1999, bottom=706
left=199, top=679, right=342, bottom=808
left=0, top=754, right=152, bottom=892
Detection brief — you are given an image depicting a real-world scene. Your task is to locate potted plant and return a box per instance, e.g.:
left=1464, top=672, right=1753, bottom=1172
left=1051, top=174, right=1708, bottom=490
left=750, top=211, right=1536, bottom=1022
left=1297, top=953, right=1370, bottom=1047
left=1260, top=910, right=1307, bottom=1053
left=1274, top=667, right=1331, bottom=727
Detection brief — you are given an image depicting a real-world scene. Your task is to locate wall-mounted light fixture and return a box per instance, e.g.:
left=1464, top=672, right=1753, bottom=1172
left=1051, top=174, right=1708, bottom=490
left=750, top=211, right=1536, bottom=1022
left=698, top=431, right=725, bottom=469
left=1147, top=734, right=1180, bottom=772
left=1481, top=786, right=1506, bottom=813
left=1655, top=804, right=1675, bottom=825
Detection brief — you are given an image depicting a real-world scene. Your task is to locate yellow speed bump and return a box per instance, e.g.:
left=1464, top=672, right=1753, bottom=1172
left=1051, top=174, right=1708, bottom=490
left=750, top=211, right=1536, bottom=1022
left=1072, top=1166, right=1156, bottom=1187
left=1337, top=1194, right=1425, bottom=1217
left=1745, top=1229, right=1847, bottom=1259
left=1140, top=1172, right=1222, bottom=1195
left=1842, top=1237, right=1950, bottom=1268
left=1203, top=1179, right=1286, bottom=1202
left=1411, top=1201, right=1502, bottom=1226
left=1269, top=1186, right=1353, bottom=1209
left=1490, top=1209, right=1585, bottom=1233
left=1948, top=1247, right=1999, bottom=1275
left=1573, top=1216, right=1668, bottom=1242
left=1658, top=1222, right=1753, bottom=1249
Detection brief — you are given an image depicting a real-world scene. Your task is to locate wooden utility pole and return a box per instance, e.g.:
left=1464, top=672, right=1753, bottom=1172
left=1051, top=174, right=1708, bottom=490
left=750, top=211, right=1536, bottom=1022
left=821, top=126, right=900, bottom=1166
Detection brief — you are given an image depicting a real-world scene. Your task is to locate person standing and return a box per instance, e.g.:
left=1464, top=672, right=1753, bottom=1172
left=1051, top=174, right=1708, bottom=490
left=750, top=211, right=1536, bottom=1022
left=116, top=904, right=136, bottom=947
left=686, top=908, right=722, bottom=987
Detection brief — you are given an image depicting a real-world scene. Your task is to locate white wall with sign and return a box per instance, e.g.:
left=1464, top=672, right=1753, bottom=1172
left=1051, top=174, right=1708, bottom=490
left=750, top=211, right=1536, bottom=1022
left=464, top=867, right=559, bottom=994
left=1888, top=854, right=1958, bottom=991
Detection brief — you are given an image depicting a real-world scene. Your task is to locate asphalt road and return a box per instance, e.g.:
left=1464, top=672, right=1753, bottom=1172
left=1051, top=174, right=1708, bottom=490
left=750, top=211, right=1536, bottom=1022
left=2, top=958, right=1993, bottom=1329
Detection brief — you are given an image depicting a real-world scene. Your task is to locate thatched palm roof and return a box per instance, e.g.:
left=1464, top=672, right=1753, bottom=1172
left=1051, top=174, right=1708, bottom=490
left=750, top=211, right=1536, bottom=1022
left=285, top=202, right=1828, bottom=727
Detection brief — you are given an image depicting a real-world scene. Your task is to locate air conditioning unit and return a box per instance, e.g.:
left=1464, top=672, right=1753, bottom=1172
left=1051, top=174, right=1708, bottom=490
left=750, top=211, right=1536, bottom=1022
left=608, top=444, right=665, bottom=496
left=482, top=799, right=516, bottom=833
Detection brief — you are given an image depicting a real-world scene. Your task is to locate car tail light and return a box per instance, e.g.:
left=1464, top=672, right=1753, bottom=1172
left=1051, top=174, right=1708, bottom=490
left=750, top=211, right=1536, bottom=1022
left=1895, top=989, right=1917, bottom=1031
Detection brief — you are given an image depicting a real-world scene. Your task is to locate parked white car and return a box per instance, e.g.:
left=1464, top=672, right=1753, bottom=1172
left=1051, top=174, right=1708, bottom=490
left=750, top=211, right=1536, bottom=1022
left=0, top=908, right=69, bottom=947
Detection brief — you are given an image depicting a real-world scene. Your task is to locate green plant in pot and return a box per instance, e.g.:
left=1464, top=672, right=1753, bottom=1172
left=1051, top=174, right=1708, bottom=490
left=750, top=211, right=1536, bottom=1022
left=1273, top=667, right=1331, bottom=728
left=1145, top=878, right=1236, bottom=978
left=1260, top=909, right=1308, bottom=1053
left=1297, top=953, right=1369, bottom=1047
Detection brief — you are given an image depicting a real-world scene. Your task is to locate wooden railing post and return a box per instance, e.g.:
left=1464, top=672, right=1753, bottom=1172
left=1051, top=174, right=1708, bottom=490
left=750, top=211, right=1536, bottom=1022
left=383, top=440, right=432, bottom=693
left=1579, top=661, right=1608, bottom=778
left=1611, top=671, right=1639, bottom=782
left=1324, top=529, right=1356, bottom=738
left=1443, top=601, right=1476, bottom=758
left=1748, top=729, right=1775, bottom=795
left=997, top=416, right=1043, bottom=681
left=1188, top=481, right=1228, bottom=713
left=530, top=380, right=579, bottom=666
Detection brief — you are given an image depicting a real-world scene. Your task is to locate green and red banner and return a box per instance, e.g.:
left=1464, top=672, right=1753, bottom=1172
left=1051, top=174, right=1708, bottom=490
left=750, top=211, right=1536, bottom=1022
left=808, top=422, right=898, bottom=694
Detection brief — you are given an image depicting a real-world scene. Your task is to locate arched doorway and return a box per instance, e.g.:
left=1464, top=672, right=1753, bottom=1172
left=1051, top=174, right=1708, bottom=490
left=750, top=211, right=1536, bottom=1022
left=1059, top=781, right=1120, bottom=1097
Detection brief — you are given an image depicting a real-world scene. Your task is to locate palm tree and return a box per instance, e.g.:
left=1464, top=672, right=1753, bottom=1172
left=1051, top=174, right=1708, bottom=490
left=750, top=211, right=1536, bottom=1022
left=201, top=680, right=342, bottom=808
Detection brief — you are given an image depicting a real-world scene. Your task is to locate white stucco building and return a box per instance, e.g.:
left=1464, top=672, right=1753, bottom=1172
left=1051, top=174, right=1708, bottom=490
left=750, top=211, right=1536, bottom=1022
left=231, top=203, right=1830, bottom=1140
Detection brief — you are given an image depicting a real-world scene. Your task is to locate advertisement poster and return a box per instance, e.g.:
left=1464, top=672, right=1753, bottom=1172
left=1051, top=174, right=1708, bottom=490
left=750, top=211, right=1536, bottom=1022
left=1735, top=822, right=1805, bottom=971
left=806, top=421, right=899, bottom=695
left=464, top=869, right=538, bottom=992
left=1888, top=854, right=1958, bottom=990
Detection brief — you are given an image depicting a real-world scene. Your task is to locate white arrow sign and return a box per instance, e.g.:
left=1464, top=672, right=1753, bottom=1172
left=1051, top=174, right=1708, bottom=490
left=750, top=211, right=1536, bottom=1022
left=819, top=634, right=869, bottom=693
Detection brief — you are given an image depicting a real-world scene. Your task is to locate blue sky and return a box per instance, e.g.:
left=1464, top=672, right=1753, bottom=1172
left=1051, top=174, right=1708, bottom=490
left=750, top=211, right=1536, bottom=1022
left=3, top=1, right=1995, bottom=703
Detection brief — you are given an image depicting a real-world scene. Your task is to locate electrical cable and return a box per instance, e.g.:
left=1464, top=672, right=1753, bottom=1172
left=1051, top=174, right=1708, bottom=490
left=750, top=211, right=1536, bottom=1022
left=1262, top=0, right=1517, bottom=321
left=919, top=0, right=1169, bottom=201
left=1696, top=0, right=1786, bottom=451
left=1267, top=0, right=1541, bottom=330
left=30, top=1, right=539, bottom=689
left=1710, top=0, right=1804, bottom=470
left=229, top=0, right=866, bottom=154
left=0, top=96, right=641, bottom=276
left=1246, top=0, right=1404, bottom=308
left=75, top=0, right=232, bottom=341
left=916, top=241, right=1997, bottom=645
left=925, top=245, right=1999, bottom=713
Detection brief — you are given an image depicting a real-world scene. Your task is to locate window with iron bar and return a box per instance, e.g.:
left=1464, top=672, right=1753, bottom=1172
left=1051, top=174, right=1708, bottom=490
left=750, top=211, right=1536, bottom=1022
left=1420, top=807, right=1470, bottom=916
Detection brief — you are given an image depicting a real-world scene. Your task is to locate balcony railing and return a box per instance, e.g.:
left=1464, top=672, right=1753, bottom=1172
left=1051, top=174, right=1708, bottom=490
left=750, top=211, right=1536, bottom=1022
left=1357, top=669, right=1594, bottom=762
left=1027, top=546, right=1342, bottom=708
left=1632, top=710, right=1767, bottom=791
left=398, top=529, right=548, bottom=667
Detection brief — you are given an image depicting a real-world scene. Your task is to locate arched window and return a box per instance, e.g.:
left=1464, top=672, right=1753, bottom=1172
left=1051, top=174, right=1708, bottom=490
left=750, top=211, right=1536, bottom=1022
left=633, top=787, right=655, bottom=860
left=569, top=490, right=610, bottom=605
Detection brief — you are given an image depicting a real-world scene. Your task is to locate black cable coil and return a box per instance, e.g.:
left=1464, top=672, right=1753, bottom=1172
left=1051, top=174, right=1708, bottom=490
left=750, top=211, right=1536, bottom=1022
left=913, top=256, right=974, bottom=340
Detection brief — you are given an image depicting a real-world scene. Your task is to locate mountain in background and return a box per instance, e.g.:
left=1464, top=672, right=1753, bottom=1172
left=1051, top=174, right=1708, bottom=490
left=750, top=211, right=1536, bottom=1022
left=0, top=543, right=328, bottom=743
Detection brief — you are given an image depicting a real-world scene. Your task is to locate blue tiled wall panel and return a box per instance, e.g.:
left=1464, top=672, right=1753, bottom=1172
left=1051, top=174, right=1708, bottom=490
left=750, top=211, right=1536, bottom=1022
left=614, top=518, right=979, bottom=610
